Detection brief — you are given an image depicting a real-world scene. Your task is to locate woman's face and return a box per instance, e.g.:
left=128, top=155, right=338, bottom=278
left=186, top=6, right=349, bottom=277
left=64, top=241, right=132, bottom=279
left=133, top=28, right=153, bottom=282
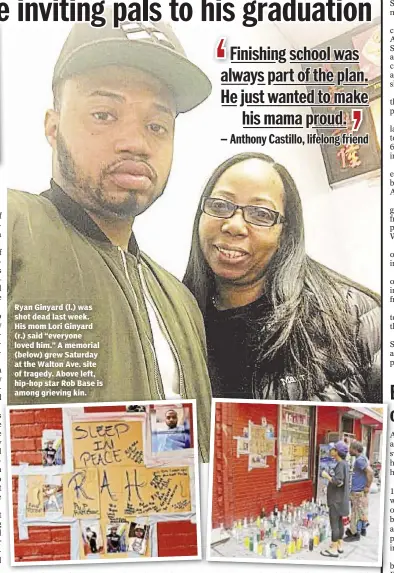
left=198, top=158, right=285, bottom=287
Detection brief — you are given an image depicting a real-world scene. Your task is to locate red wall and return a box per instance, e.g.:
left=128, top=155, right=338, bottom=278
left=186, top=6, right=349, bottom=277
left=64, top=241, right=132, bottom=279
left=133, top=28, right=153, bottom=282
left=212, top=403, right=359, bottom=529
left=10, top=406, right=197, bottom=562
left=212, top=402, right=314, bottom=529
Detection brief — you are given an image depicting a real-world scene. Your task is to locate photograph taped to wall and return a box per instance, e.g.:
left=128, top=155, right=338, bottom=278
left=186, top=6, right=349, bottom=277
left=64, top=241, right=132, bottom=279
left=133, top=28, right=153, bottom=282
left=43, top=476, right=63, bottom=514
left=7, top=400, right=200, bottom=564
left=42, top=430, right=62, bottom=467
left=151, top=405, right=191, bottom=454
left=128, top=522, right=150, bottom=556
left=208, top=399, right=386, bottom=567
left=80, top=519, right=105, bottom=557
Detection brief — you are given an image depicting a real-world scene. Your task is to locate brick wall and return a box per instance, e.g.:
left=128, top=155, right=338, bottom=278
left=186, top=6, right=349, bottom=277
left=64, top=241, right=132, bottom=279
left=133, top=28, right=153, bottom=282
left=11, top=408, right=71, bottom=562
left=211, top=404, right=362, bottom=529
left=212, top=402, right=314, bottom=529
left=10, top=405, right=197, bottom=562
left=157, top=520, right=198, bottom=557
left=316, top=406, right=342, bottom=447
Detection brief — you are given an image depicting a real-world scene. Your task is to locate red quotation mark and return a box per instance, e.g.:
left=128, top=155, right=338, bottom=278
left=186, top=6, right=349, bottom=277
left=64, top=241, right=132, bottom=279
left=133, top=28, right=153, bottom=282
left=352, top=109, right=363, bottom=132
left=216, top=38, right=226, bottom=59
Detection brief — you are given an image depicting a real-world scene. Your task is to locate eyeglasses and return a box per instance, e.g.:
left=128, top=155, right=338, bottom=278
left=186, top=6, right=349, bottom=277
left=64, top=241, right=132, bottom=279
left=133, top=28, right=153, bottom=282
left=201, top=197, right=285, bottom=227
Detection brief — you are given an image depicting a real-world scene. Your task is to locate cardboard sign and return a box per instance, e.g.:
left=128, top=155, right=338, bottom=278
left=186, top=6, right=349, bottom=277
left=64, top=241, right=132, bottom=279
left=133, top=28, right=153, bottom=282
left=249, top=424, right=275, bottom=457
left=72, top=420, right=144, bottom=469
left=123, top=467, right=191, bottom=517
left=99, top=467, right=125, bottom=522
left=63, top=468, right=100, bottom=518
left=26, top=475, right=45, bottom=518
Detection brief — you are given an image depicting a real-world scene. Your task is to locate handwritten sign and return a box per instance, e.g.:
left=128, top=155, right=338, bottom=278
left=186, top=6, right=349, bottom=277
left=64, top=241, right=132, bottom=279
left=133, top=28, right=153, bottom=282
left=99, top=467, right=125, bottom=523
left=249, top=424, right=275, bottom=457
left=26, top=475, right=45, bottom=518
left=72, top=421, right=144, bottom=469
left=63, top=468, right=100, bottom=518
left=123, top=467, right=191, bottom=517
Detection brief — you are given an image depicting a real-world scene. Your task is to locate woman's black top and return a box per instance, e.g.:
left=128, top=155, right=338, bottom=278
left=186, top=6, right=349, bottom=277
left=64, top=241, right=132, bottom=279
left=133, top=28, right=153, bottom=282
left=205, top=295, right=269, bottom=399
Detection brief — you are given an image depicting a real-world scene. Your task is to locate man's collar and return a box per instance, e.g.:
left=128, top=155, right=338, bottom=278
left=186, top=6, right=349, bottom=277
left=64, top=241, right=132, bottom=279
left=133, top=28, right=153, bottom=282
left=41, top=180, right=140, bottom=258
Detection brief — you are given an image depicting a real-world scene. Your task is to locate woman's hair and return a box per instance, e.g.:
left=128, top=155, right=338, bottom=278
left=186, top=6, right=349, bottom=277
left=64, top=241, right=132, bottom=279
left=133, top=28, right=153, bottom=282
left=183, top=151, right=380, bottom=399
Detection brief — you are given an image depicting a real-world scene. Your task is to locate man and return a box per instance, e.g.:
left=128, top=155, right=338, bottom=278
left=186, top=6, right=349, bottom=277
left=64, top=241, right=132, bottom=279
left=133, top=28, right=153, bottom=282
left=42, top=440, right=58, bottom=466
left=344, top=440, right=373, bottom=542
left=154, top=409, right=190, bottom=452
left=8, top=10, right=212, bottom=460
left=128, top=524, right=148, bottom=554
left=85, top=527, right=98, bottom=553
left=107, top=525, right=121, bottom=553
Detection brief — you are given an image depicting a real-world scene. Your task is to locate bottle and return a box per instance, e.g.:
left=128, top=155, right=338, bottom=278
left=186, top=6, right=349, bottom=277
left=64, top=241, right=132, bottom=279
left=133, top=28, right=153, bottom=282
left=231, top=522, right=237, bottom=538
left=273, top=504, right=279, bottom=517
left=308, top=532, right=314, bottom=551
left=244, top=535, right=250, bottom=549
left=260, top=506, right=266, bottom=519
left=302, top=528, right=309, bottom=548
left=265, top=542, right=271, bottom=559
left=313, top=526, right=319, bottom=547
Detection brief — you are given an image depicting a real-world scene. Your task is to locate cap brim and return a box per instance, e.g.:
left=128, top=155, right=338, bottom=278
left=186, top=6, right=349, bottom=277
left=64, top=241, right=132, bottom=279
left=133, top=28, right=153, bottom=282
left=54, top=38, right=212, bottom=113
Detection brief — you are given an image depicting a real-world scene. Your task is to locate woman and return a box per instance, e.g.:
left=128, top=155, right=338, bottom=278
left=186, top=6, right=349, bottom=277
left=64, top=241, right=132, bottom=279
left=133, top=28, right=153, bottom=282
left=183, top=152, right=381, bottom=401
left=321, top=441, right=350, bottom=558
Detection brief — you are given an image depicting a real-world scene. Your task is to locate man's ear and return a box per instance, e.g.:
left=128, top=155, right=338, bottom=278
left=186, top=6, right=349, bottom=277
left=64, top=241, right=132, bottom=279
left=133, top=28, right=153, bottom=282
left=45, top=109, right=59, bottom=148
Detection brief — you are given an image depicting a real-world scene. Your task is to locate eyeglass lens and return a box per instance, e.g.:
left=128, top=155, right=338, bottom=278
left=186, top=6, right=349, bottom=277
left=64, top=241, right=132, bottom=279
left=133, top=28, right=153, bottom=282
left=203, top=198, right=277, bottom=227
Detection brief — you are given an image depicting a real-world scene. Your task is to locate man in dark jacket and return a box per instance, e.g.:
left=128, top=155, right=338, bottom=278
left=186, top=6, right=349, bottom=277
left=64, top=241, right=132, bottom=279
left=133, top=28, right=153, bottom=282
left=344, top=440, right=373, bottom=541
left=8, top=9, right=212, bottom=460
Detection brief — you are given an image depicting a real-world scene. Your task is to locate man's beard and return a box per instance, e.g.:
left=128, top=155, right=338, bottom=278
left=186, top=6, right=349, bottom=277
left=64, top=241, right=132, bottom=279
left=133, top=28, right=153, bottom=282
left=56, top=131, right=160, bottom=218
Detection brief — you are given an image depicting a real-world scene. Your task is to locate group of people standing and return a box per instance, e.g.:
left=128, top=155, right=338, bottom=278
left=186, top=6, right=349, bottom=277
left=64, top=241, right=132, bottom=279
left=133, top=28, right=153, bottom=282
left=321, top=440, right=374, bottom=558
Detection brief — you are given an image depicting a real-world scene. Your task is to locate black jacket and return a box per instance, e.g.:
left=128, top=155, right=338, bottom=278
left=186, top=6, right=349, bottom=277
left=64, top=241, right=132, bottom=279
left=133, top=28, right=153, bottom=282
left=207, top=285, right=381, bottom=402
left=255, top=285, right=381, bottom=402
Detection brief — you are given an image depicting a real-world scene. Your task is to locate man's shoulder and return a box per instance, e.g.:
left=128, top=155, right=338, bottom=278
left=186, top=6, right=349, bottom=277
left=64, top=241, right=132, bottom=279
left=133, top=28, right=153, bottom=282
left=9, top=188, right=46, bottom=202
left=8, top=188, right=54, bottom=217
left=140, top=252, right=200, bottom=309
left=355, top=454, right=369, bottom=468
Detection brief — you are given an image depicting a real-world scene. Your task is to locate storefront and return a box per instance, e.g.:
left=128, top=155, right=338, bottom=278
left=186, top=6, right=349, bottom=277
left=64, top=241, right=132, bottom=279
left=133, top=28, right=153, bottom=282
left=212, top=403, right=383, bottom=529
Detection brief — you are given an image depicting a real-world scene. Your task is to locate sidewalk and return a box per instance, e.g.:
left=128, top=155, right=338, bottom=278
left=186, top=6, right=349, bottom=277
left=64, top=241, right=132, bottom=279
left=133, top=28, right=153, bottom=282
left=291, top=488, right=381, bottom=564
left=210, top=489, right=382, bottom=564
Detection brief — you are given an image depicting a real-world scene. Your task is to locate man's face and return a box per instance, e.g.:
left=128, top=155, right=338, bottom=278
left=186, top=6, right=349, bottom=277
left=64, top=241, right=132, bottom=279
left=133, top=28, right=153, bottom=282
left=165, top=410, right=178, bottom=429
left=46, top=66, right=176, bottom=220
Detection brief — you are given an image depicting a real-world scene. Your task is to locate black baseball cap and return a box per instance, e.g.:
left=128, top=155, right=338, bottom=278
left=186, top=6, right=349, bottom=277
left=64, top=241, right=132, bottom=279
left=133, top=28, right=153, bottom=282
left=52, top=9, right=212, bottom=113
